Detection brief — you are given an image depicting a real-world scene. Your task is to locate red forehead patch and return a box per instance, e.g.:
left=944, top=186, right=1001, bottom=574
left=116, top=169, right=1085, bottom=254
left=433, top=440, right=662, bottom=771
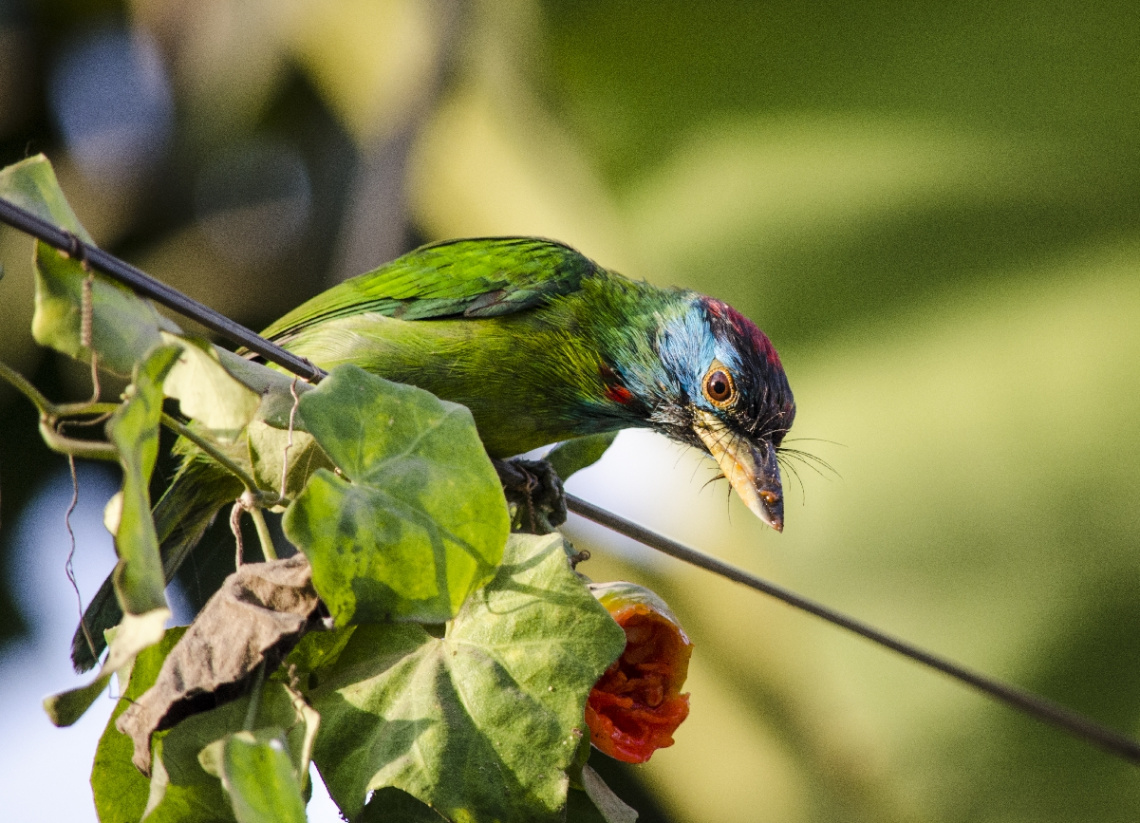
left=704, top=298, right=782, bottom=368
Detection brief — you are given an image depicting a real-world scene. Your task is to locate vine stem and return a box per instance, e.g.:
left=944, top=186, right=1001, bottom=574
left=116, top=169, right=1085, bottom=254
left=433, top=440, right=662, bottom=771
left=0, top=360, right=119, bottom=459
left=249, top=506, right=278, bottom=562
left=159, top=414, right=276, bottom=508
left=0, top=357, right=55, bottom=416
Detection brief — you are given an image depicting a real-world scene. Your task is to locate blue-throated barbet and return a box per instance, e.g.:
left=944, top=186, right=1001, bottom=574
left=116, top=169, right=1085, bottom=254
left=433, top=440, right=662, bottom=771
left=71, top=237, right=795, bottom=670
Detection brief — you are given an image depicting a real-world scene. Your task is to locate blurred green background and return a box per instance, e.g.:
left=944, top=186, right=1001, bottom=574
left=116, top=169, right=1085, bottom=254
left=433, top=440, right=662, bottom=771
left=2, top=0, right=1139, bottom=820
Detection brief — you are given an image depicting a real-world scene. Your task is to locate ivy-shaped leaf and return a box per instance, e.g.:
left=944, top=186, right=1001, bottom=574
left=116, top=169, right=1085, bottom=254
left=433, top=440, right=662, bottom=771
left=283, top=364, right=509, bottom=625
left=160, top=332, right=260, bottom=442
left=309, top=532, right=627, bottom=822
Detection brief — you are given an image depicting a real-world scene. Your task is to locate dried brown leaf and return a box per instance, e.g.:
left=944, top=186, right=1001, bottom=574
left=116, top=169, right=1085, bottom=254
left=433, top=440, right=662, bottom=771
left=117, top=554, right=323, bottom=774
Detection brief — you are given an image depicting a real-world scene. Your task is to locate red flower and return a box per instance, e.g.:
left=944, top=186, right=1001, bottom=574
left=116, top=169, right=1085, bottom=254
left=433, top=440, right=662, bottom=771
left=586, top=582, right=693, bottom=764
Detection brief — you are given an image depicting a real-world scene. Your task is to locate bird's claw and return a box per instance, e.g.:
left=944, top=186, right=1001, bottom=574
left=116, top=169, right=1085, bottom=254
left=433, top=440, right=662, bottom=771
left=492, top=457, right=568, bottom=534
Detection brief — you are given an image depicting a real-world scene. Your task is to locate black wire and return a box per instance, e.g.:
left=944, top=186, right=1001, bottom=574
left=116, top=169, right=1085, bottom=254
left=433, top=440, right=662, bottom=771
left=566, top=493, right=1140, bottom=765
left=0, top=197, right=325, bottom=383
left=4, top=194, right=1140, bottom=766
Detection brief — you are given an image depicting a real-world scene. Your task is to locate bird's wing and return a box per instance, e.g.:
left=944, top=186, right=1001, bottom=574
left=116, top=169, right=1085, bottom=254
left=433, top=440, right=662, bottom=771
left=261, top=237, right=601, bottom=343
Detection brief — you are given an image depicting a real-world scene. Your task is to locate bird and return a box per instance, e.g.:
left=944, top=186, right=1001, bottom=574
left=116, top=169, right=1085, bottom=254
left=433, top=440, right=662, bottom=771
left=71, top=237, right=795, bottom=671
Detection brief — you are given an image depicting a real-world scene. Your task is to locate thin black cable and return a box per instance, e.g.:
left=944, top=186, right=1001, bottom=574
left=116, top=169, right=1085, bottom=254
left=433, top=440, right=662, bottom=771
left=4, top=194, right=1140, bottom=765
left=566, top=493, right=1140, bottom=764
left=0, top=198, right=325, bottom=382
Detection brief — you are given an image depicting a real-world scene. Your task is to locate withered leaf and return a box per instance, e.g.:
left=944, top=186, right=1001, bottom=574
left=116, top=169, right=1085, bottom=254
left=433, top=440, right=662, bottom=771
left=117, top=554, right=324, bottom=774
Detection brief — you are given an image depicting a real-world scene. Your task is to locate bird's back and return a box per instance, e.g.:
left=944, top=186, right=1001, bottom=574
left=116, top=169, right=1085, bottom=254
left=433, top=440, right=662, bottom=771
left=262, top=237, right=601, bottom=342
left=260, top=238, right=691, bottom=457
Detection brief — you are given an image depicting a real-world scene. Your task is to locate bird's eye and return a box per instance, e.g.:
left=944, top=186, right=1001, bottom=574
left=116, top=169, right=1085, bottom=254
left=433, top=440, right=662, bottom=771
left=703, top=367, right=735, bottom=406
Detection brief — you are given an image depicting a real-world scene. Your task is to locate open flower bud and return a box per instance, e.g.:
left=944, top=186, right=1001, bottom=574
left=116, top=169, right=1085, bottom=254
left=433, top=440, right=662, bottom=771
left=585, top=581, right=693, bottom=763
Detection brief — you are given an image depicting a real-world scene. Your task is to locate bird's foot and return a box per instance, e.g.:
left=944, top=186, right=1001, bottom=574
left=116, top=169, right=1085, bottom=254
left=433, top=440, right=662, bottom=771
left=492, top=457, right=567, bottom=535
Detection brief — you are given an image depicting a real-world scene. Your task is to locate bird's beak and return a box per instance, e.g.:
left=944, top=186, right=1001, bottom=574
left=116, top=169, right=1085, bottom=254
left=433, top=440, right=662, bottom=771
left=693, top=409, right=784, bottom=531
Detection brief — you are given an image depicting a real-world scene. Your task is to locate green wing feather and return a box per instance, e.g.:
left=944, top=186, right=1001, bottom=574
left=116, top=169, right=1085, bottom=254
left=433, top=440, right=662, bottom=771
left=261, top=237, right=602, bottom=344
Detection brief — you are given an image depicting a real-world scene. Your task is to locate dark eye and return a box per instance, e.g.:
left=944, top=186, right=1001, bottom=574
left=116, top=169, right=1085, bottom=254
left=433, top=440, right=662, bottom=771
left=704, top=368, right=735, bottom=405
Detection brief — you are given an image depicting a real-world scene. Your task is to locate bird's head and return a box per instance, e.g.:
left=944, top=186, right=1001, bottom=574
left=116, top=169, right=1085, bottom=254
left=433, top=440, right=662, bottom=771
left=634, top=296, right=796, bottom=531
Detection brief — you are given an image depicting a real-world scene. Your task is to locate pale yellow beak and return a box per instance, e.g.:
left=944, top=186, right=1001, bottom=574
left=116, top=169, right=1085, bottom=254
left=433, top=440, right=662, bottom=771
left=693, top=409, right=784, bottom=531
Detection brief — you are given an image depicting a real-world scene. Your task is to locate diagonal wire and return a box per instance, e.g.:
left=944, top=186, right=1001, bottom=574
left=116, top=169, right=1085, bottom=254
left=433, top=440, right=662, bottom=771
left=2, top=194, right=1139, bottom=766
left=565, top=494, right=1140, bottom=765
left=0, top=197, right=325, bottom=382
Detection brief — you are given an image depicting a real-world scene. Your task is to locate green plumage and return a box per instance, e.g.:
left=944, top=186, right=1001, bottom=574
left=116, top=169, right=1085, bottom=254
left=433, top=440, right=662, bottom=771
left=261, top=238, right=687, bottom=456
left=262, top=237, right=596, bottom=329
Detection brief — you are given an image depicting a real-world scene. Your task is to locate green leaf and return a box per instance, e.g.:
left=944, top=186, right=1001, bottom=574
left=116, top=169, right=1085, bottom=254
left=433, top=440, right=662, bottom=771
left=283, top=364, right=509, bottom=625
left=214, top=348, right=315, bottom=430
left=310, top=532, right=627, bottom=822
left=32, top=234, right=174, bottom=376
left=92, top=627, right=188, bottom=823
left=545, top=432, right=618, bottom=481
left=107, top=344, right=183, bottom=616
left=45, top=608, right=170, bottom=727
left=160, top=332, right=260, bottom=441
left=44, top=668, right=114, bottom=728
left=227, top=349, right=329, bottom=509
left=0, top=154, right=93, bottom=242
left=247, top=421, right=332, bottom=508
left=143, top=683, right=318, bottom=823
left=280, top=625, right=357, bottom=686
left=0, top=156, right=179, bottom=376
left=200, top=731, right=308, bottom=823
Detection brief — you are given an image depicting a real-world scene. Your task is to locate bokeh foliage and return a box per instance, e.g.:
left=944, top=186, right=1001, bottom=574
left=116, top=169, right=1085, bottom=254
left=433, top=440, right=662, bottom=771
left=2, top=1, right=1139, bottom=821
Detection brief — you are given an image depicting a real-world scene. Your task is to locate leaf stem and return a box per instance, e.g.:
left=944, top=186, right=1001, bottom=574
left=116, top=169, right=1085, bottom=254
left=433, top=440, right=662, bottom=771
left=37, top=420, right=118, bottom=460
left=249, top=507, right=278, bottom=562
left=159, top=414, right=278, bottom=508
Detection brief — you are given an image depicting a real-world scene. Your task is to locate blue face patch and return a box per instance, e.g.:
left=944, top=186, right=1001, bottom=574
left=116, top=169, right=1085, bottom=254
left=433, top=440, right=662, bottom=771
left=655, top=297, right=795, bottom=439
left=656, top=303, right=720, bottom=409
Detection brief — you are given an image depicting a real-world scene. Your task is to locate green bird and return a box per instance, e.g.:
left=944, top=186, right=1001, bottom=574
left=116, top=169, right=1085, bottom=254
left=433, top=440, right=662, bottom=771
left=72, top=237, right=795, bottom=670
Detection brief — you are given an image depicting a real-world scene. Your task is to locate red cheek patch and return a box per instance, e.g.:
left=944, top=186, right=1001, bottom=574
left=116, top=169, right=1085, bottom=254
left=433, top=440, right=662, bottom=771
left=605, top=384, right=634, bottom=405
left=600, top=364, right=636, bottom=405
